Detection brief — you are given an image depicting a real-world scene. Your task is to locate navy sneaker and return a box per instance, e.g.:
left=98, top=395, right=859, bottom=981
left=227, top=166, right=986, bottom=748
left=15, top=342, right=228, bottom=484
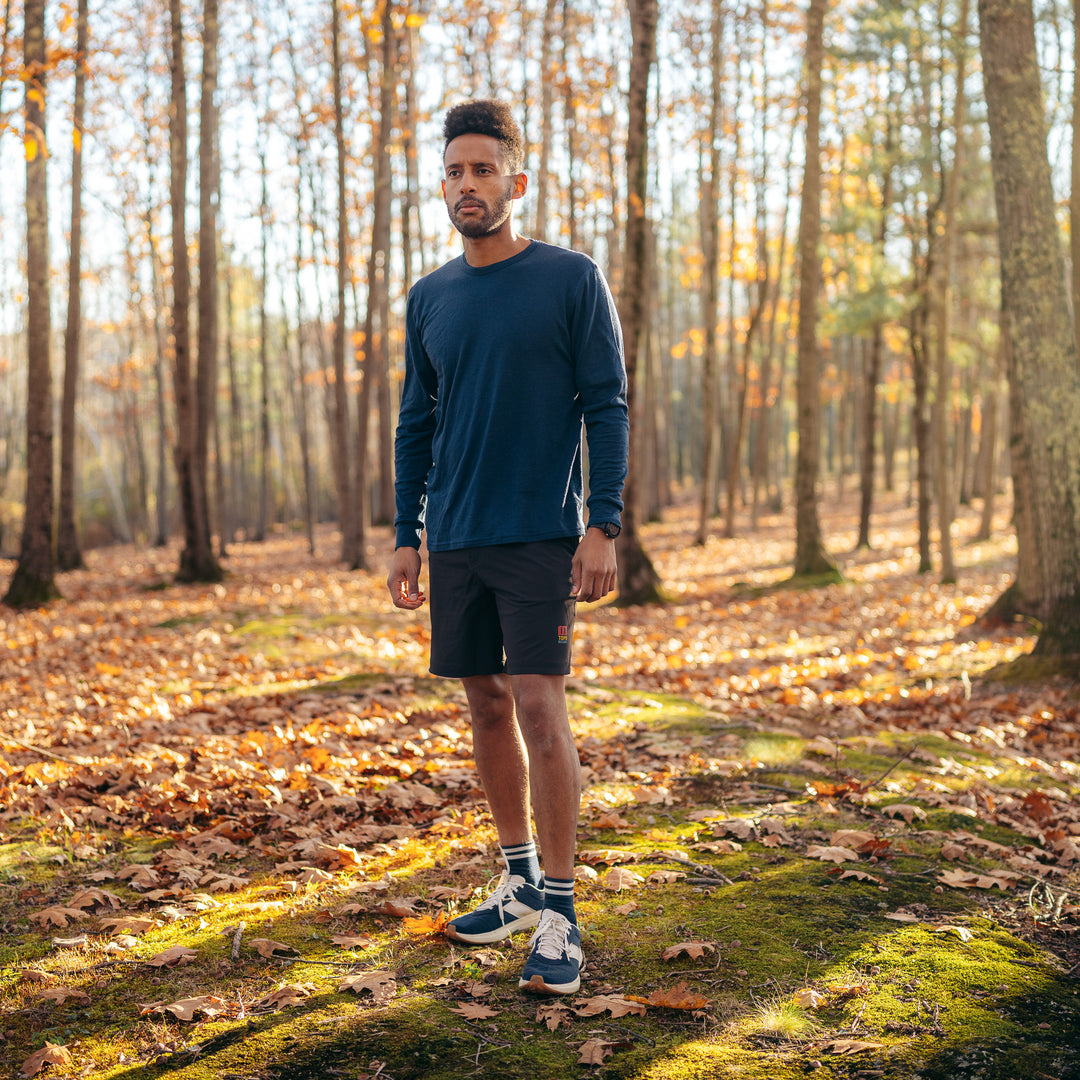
left=446, top=873, right=543, bottom=945
left=517, top=910, right=584, bottom=995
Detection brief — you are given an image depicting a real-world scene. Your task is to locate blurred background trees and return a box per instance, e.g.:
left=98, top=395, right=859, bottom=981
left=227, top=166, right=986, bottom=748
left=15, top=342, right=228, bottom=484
left=0, top=0, right=1076, bottom=651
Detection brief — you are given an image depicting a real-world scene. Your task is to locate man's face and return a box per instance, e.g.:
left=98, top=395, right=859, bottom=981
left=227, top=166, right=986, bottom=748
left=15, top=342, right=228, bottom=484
left=442, top=133, right=524, bottom=240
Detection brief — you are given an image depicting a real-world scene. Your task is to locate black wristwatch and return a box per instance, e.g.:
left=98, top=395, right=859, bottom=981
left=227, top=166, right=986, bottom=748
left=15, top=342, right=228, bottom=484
left=589, top=521, right=621, bottom=539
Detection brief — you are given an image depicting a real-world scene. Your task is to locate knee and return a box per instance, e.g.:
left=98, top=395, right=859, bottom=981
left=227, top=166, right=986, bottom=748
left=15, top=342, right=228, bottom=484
left=513, top=680, right=571, bottom=748
left=465, top=676, right=515, bottom=731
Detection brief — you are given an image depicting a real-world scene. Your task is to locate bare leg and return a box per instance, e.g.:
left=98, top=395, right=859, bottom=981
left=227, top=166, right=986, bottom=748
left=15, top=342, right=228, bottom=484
left=462, top=674, right=532, bottom=848
left=510, top=673, right=579, bottom=881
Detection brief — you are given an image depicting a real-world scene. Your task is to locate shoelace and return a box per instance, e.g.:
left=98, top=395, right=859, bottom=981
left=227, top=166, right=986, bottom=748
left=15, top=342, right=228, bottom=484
left=475, top=872, right=514, bottom=912
left=531, top=913, right=571, bottom=959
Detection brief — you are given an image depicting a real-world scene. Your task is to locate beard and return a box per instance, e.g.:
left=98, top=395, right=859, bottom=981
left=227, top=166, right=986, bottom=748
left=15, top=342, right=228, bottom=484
left=448, top=179, right=516, bottom=239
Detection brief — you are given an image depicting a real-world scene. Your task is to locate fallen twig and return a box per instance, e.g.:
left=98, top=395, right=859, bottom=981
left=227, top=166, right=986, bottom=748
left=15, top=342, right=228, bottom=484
left=2, top=736, right=86, bottom=766
left=231, top=921, right=246, bottom=961
left=648, top=851, right=734, bottom=885
left=864, top=742, right=921, bottom=792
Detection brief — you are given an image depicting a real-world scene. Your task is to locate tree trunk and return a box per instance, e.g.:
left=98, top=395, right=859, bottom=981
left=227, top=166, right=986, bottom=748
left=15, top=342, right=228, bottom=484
left=858, top=90, right=895, bottom=550
left=695, top=2, right=722, bottom=546
left=197, top=0, right=222, bottom=560
left=295, top=141, right=316, bottom=555
left=56, top=0, right=88, bottom=571
left=400, top=23, right=424, bottom=289
left=171, top=0, right=220, bottom=583
left=533, top=0, right=558, bottom=241
left=792, top=0, right=839, bottom=579
left=979, top=0, right=1080, bottom=656
left=1072, top=0, right=1080, bottom=347
left=4, top=0, right=59, bottom=607
left=331, top=0, right=355, bottom=565
left=374, top=1, right=396, bottom=529
left=931, top=0, right=970, bottom=584
left=615, top=0, right=662, bottom=606
left=255, top=133, right=271, bottom=542
left=975, top=331, right=1005, bottom=541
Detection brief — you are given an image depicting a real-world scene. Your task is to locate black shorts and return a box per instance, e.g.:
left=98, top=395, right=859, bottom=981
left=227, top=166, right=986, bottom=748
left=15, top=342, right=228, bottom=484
left=427, top=538, right=579, bottom=678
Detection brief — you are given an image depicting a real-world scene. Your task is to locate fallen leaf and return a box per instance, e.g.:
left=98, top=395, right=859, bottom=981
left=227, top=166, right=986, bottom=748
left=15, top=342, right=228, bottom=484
left=31, top=906, right=86, bottom=929
left=830, top=829, right=876, bottom=849
left=40, top=986, right=91, bottom=1006
left=646, top=869, right=687, bottom=884
left=536, top=1001, right=573, bottom=1030
left=881, top=803, right=927, bottom=824
left=818, top=1039, right=884, bottom=1055
left=19, top=969, right=57, bottom=985
left=449, top=1001, right=500, bottom=1019
left=338, top=970, right=396, bottom=1004
left=20, top=1042, right=71, bottom=1077
left=793, top=987, right=825, bottom=1008
left=100, top=916, right=157, bottom=936
left=661, top=941, right=716, bottom=961
left=941, top=841, right=967, bottom=860
left=577, top=1038, right=633, bottom=1065
left=805, top=845, right=860, bottom=864
left=641, top=982, right=709, bottom=1010
left=600, top=867, right=644, bottom=892
left=253, top=984, right=315, bottom=1011
left=402, top=911, right=449, bottom=936
left=146, top=945, right=199, bottom=967
left=157, top=995, right=229, bottom=1021
left=937, top=869, right=1012, bottom=891
left=573, top=993, right=647, bottom=1018
left=579, top=848, right=640, bottom=866
left=713, top=819, right=756, bottom=840
left=331, top=933, right=374, bottom=949
left=884, top=911, right=921, bottom=923
left=250, top=937, right=300, bottom=959
left=831, top=869, right=885, bottom=884
left=372, top=898, right=417, bottom=917
left=692, top=839, right=742, bottom=854
left=67, top=887, right=122, bottom=910
left=934, top=925, right=973, bottom=941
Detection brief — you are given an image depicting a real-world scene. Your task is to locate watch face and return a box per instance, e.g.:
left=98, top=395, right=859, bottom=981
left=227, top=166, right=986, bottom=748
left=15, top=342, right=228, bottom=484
left=601, top=522, right=620, bottom=539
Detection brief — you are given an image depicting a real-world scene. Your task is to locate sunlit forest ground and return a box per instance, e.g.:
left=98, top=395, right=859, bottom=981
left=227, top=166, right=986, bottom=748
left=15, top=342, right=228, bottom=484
left=0, top=488, right=1077, bottom=1080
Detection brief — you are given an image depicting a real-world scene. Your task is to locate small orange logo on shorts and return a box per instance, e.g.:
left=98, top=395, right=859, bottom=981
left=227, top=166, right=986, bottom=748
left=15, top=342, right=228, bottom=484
left=557, top=625, right=569, bottom=643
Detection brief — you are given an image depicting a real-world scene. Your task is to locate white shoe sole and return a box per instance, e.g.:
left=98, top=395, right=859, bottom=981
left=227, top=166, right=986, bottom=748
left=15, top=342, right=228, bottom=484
left=446, top=908, right=541, bottom=945
left=518, top=970, right=582, bottom=995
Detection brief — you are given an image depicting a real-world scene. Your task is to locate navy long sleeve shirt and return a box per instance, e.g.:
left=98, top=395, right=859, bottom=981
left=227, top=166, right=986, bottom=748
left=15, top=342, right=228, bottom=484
left=394, top=240, right=629, bottom=553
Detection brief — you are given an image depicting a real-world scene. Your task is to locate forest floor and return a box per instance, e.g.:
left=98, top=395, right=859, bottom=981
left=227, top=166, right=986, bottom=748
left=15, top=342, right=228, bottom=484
left=0, top=490, right=1078, bottom=1080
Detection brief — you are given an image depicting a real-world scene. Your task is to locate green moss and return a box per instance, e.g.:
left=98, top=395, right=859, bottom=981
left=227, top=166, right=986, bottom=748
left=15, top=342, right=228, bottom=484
left=984, top=652, right=1080, bottom=684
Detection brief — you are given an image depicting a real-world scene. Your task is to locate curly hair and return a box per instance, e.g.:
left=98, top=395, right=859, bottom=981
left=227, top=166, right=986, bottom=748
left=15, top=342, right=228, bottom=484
left=442, top=99, right=524, bottom=174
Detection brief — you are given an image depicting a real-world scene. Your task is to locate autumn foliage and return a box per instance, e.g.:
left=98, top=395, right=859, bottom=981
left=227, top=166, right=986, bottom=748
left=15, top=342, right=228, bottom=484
left=0, top=497, right=1077, bottom=1077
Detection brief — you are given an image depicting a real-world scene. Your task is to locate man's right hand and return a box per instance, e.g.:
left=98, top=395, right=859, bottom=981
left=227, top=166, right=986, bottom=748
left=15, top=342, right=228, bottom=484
left=387, top=546, right=426, bottom=609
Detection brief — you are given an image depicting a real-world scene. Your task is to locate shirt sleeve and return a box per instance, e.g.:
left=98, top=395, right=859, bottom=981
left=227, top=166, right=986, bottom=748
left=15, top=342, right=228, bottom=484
left=572, top=263, right=629, bottom=528
left=393, top=290, right=438, bottom=549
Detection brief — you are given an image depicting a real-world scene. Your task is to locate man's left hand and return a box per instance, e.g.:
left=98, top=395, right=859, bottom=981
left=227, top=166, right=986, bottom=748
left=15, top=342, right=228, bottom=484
left=571, top=529, right=618, bottom=603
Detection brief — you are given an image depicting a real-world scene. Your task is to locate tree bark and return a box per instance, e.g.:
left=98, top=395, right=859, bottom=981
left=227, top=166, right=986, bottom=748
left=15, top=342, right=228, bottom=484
left=1072, top=0, right=1080, bottom=347
left=331, top=0, right=356, bottom=565
left=695, top=3, right=722, bottom=546
left=615, top=0, right=662, bottom=606
left=534, top=0, right=558, bottom=241
left=197, top=0, right=222, bottom=562
left=4, top=0, right=59, bottom=607
left=792, top=0, right=839, bottom=579
left=171, top=0, right=220, bottom=582
left=931, top=0, right=970, bottom=584
left=979, top=0, right=1080, bottom=655
left=56, top=0, right=88, bottom=571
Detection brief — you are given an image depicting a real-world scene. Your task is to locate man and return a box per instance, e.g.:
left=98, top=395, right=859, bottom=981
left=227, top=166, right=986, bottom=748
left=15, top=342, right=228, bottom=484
left=387, top=99, right=628, bottom=997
